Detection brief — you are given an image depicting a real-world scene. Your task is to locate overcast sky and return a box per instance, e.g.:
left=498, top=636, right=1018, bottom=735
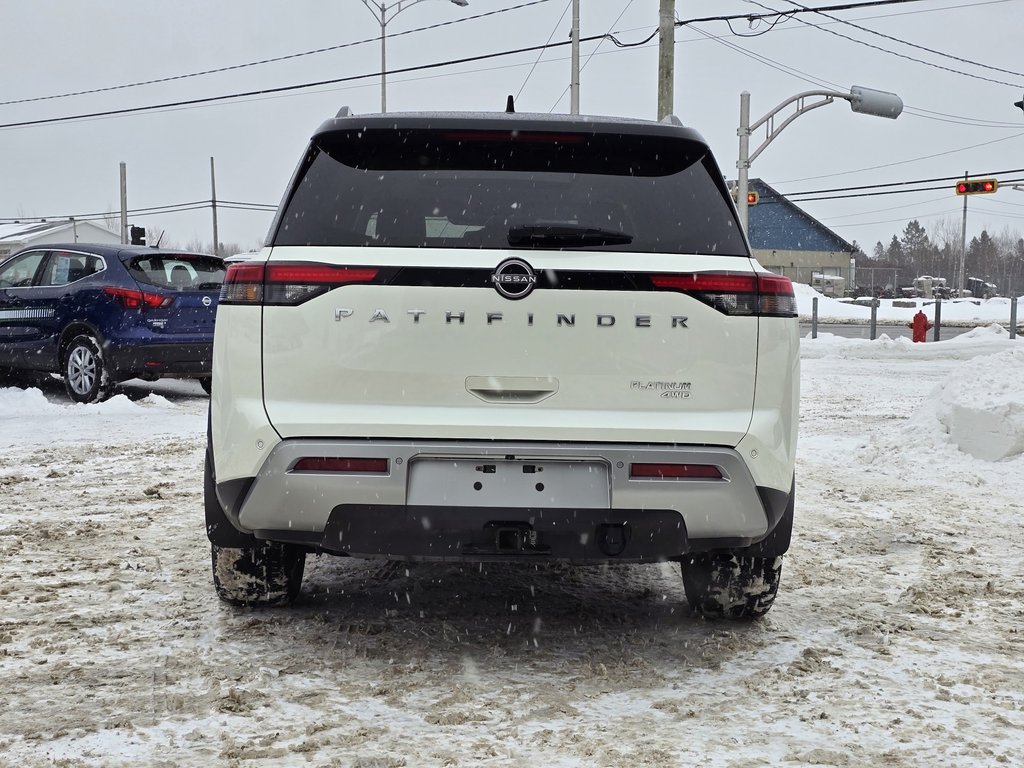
left=2, top=0, right=1022, bottom=255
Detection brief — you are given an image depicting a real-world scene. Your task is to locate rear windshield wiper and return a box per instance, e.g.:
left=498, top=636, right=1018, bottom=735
left=507, top=225, right=633, bottom=248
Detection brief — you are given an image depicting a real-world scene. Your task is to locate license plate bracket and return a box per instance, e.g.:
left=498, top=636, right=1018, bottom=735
left=406, top=458, right=610, bottom=508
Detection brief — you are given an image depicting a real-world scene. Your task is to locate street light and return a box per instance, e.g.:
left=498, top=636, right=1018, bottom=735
left=736, top=85, right=903, bottom=235
left=360, top=0, right=469, bottom=113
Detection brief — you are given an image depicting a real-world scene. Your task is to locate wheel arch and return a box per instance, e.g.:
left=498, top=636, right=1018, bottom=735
left=57, top=320, right=105, bottom=363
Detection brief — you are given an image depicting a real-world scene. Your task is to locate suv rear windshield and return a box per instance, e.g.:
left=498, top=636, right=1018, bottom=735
left=128, top=255, right=225, bottom=291
left=271, top=128, right=748, bottom=256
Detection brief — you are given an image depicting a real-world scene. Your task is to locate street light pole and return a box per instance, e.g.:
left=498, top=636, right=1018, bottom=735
left=959, top=170, right=969, bottom=297
left=569, top=0, right=580, bottom=114
left=360, top=0, right=469, bottom=113
left=736, top=85, right=903, bottom=236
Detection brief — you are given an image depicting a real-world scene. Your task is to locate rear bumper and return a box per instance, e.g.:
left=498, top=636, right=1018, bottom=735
left=105, top=340, right=213, bottom=378
left=217, top=439, right=793, bottom=561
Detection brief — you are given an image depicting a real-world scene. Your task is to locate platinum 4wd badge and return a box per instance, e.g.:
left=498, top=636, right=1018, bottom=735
left=631, top=380, right=692, bottom=399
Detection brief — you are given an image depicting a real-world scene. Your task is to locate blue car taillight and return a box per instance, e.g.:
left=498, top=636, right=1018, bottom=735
left=103, top=286, right=172, bottom=309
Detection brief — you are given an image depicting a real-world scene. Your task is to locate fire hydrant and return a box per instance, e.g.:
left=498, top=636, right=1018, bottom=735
left=908, top=310, right=933, bottom=343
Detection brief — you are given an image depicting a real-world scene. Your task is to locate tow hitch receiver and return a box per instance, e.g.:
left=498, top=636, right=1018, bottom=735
left=485, top=521, right=545, bottom=553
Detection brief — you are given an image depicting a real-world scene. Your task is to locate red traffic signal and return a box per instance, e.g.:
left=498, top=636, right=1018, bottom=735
left=955, top=179, right=998, bottom=195
left=730, top=188, right=759, bottom=205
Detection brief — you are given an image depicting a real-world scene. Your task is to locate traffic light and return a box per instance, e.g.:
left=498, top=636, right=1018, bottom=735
left=129, top=225, right=146, bottom=245
left=730, top=188, right=759, bottom=204
left=955, top=179, right=998, bottom=195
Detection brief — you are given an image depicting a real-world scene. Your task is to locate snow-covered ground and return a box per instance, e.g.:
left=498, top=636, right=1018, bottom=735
left=1, top=319, right=1023, bottom=766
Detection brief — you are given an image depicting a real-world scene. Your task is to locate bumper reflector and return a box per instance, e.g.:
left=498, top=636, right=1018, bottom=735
left=292, top=457, right=389, bottom=474
left=629, top=463, right=723, bottom=480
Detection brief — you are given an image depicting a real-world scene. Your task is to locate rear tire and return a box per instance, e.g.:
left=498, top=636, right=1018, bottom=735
left=62, top=335, right=114, bottom=404
left=681, top=554, right=783, bottom=620
left=212, top=542, right=306, bottom=606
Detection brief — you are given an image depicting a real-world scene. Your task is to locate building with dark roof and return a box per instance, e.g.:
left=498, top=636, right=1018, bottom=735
left=742, top=178, right=858, bottom=294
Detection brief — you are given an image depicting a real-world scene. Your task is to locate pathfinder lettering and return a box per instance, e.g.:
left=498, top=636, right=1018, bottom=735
left=335, top=310, right=689, bottom=328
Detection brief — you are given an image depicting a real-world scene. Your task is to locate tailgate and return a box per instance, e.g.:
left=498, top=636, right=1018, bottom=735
left=149, top=292, right=219, bottom=334
left=261, top=248, right=758, bottom=446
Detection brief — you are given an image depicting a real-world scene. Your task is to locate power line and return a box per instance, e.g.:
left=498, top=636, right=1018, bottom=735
left=779, top=0, right=1024, bottom=80
left=516, top=0, right=571, bottom=102
left=677, top=0, right=934, bottom=28
left=827, top=208, right=962, bottom=227
left=548, top=0, right=637, bottom=112
left=775, top=130, right=1024, bottom=183
left=0, top=199, right=277, bottom=223
left=743, top=0, right=1023, bottom=88
left=0, top=33, right=628, bottom=131
left=689, top=17, right=1024, bottom=132
left=0, top=0, right=552, bottom=108
left=790, top=178, right=1024, bottom=202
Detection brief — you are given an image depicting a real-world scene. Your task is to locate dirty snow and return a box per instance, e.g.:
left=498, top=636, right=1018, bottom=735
left=2, top=326, right=1024, bottom=765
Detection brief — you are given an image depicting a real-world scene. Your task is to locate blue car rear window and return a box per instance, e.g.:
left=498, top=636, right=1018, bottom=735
left=128, top=255, right=225, bottom=291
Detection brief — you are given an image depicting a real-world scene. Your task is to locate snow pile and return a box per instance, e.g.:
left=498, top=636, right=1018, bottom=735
left=0, top=386, right=61, bottom=416
left=0, top=382, right=199, bottom=449
left=913, top=347, right=1024, bottom=461
left=793, top=282, right=1023, bottom=324
left=801, top=323, right=1022, bottom=361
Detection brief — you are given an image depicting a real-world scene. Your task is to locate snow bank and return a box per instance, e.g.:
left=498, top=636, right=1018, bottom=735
left=913, top=347, right=1024, bottom=461
left=0, top=386, right=62, bottom=416
left=794, top=282, right=1023, bottom=324
left=0, top=385, right=197, bottom=449
left=801, top=323, right=1023, bottom=361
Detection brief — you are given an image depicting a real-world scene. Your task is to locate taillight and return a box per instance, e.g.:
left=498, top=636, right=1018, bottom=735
left=629, top=463, right=723, bottom=480
left=650, top=272, right=797, bottom=317
left=103, top=287, right=171, bottom=309
left=291, top=457, right=389, bottom=473
left=218, top=262, right=379, bottom=306
left=219, top=263, right=265, bottom=305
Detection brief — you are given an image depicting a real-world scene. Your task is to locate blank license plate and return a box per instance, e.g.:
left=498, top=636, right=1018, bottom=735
left=406, top=459, right=610, bottom=508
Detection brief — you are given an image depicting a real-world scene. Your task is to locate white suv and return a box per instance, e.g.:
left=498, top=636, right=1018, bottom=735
left=206, top=110, right=799, bottom=619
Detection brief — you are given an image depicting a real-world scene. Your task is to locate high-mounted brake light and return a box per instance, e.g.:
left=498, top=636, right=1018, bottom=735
left=292, top=457, right=389, bottom=474
left=650, top=272, right=797, bottom=317
left=103, top=286, right=171, bottom=309
left=442, top=130, right=585, bottom=144
left=219, top=262, right=379, bottom=306
left=629, top=463, right=723, bottom=480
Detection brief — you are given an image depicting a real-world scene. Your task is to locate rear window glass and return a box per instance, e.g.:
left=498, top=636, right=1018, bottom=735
left=128, top=255, right=225, bottom=291
left=271, top=129, right=748, bottom=256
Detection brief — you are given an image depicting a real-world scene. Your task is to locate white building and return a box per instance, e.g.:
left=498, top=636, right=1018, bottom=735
left=0, top=220, right=120, bottom=261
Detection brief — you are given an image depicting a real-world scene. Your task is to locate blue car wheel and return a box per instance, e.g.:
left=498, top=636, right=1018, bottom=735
left=63, top=335, right=114, bottom=404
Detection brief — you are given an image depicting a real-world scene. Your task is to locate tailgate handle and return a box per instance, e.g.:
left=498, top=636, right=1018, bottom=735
left=466, top=376, right=558, bottom=404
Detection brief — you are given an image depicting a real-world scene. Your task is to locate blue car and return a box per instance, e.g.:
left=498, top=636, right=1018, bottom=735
left=0, top=243, right=224, bottom=402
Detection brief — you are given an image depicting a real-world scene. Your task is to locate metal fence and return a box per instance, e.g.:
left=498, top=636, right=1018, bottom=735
left=764, top=265, right=915, bottom=299
left=807, top=295, right=1021, bottom=341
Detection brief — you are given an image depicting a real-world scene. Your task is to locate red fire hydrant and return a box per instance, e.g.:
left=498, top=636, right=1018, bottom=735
left=908, top=310, right=933, bottom=343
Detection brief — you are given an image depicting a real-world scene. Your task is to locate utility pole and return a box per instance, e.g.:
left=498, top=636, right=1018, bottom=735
left=210, top=157, right=219, bottom=257
left=959, top=170, right=968, bottom=297
left=119, top=162, right=128, bottom=244
left=657, top=0, right=675, bottom=119
left=736, top=91, right=751, bottom=234
left=569, top=0, right=580, bottom=114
